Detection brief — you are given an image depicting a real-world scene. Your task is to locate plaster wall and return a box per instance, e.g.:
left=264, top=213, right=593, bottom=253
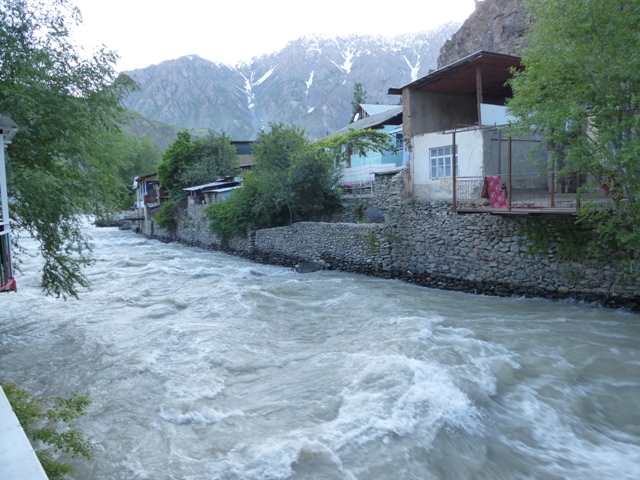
left=412, top=129, right=484, bottom=200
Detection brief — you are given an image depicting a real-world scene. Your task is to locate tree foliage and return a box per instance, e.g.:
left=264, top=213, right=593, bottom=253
left=0, top=0, right=137, bottom=297
left=116, top=133, right=162, bottom=188
left=206, top=124, right=397, bottom=239
left=156, top=131, right=196, bottom=198
left=180, top=132, right=238, bottom=188
left=156, top=130, right=238, bottom=199
left=508, top=0, right=640, bottom=253
left=2, top=383, right=93, bottom=480
left=351, top=82, right=367, bottom=120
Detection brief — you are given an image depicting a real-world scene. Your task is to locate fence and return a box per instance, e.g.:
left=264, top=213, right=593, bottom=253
left=454, top=173, right=615, bottom=211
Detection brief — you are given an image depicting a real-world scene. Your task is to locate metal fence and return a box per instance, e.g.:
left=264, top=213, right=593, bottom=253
left=454, top=173, right=616, bottom=211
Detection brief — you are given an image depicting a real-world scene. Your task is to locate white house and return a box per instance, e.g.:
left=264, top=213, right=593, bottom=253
left=389, top=51, right=554, bottom=209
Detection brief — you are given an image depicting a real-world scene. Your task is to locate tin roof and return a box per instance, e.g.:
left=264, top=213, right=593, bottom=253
left=183, top=180, right=238, bottom=192
left=334, top=106, right=402, bottom=135
left=360, top=104, right=400, bottom=116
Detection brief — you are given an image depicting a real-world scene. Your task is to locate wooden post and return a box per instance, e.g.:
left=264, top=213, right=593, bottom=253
left=452, top=131, right=457, bottom=212
left=475, top=64, right=483, bottom=126
left=507, top=126, right=512, bottom=212
left=550, top=137, right=556, bottom=208
left=575, top=169, right=581, bottom=212
left=452, top=130, right=457, bottom=213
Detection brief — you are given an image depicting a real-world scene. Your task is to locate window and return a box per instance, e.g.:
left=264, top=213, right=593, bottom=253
left=430, top=145, right=458, bottom=179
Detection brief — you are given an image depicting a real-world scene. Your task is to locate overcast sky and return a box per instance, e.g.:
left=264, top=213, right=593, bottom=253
left=70, top=0, right=477, bottom=72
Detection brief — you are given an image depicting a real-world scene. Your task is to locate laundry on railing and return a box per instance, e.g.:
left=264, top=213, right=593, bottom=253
left=486, top=176, right=508, bottom=209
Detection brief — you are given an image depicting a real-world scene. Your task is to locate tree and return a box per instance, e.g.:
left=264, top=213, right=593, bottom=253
left=179, top=132, right=238, bottom=187
left=508, top=0, right=640, bottom=253
left=156, top=131, right=238, bottom=199
left=156, top=131, right=197, bottom=199
left=0, top=0, right=137, bottom=297
left=206, top=124, right=397, bottom=238
left=351, top=82, right=367, bottom=121
left=250, top=123, right=310, bottom=226
left=116, top=134, right=162, bottom=188
left=3, top=383, right=93, bottom=480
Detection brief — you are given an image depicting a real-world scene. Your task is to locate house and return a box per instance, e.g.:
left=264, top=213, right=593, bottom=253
left=0, top=114, right=18, bottom=293
left=334, top=105, right=407, bottom=186
left=231, top=140, right=256, bottom=169
left=133, top=172, right=167, bottom=226
left=182, top=177, right=241, bottom=205
left=389, top=51, right=569, bottom=212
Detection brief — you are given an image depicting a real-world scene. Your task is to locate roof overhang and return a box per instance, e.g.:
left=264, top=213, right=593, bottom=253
left=0, top=115, right=19, bottom=145
left=388, top=51, right=522, bottom=103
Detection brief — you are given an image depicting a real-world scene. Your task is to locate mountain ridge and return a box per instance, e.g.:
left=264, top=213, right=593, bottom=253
left=123, top=25, right=460, bottom=140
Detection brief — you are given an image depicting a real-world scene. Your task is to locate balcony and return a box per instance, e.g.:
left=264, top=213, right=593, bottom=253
left=453, top=173, right=616, bottom=215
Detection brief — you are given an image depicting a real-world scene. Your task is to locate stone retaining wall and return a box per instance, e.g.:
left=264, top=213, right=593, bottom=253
left=136, top=170, right=640, bottom=311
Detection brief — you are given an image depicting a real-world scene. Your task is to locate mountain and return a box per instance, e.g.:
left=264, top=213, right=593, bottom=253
left=437, top=0, right=530, bottom=68
left=123, top=25, right=459, bottom=141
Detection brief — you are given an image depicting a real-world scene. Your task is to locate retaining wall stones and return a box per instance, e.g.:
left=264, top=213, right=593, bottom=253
left=136, top=171, right=640, bottom=311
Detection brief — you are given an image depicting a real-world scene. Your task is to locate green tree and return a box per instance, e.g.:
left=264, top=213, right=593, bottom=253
left=351, top=82, right=367, bottom=121
left=508, top=0, right=640, bottom=253
left=206, top=125, right=396, bottom=237
left=251, top=123, right=310, bottom=226
left=179, top=132, right=238, bottom=187
left=156, top=131, right=196, bottom=199
left=116, top=134, right=162, bottom=188
left=2, top=383, right=93, bottom=480
left=1, top=0, right=137, bottom=297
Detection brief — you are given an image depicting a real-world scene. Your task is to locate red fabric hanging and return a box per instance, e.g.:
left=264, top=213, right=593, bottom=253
left=486, top=176, right=507, bottom=209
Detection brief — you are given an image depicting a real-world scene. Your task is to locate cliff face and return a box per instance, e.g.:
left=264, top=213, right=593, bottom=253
left=437, top=0, right=531, bottom=68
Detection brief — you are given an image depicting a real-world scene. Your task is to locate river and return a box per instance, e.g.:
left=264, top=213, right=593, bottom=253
left=1, top=225, right=639, bottom=479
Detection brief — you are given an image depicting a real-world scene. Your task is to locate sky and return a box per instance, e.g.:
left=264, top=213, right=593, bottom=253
left=70, top=0, right=477, bottom=72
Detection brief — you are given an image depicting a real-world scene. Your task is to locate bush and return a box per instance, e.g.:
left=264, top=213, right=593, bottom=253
left=154, top=199, right=183, bottom=233
left=206, top=180, right=255, bottom=240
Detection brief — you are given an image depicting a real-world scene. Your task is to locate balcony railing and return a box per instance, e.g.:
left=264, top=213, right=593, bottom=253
left=453, top=173, right=616, bottom=213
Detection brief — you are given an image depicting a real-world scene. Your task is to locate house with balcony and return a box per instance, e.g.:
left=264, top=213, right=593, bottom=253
left=388, top=51, right=592, bottom=214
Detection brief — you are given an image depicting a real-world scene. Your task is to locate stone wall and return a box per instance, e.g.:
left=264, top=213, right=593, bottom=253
left=135, top=170, right=640, bottom=310
left=385, top=201, right=639, bottom=309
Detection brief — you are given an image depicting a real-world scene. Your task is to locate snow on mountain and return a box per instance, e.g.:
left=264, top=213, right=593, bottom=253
left=123, top=24, right=459, bottom=140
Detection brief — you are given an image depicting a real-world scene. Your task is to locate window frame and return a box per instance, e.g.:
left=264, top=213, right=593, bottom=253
left=429, top=145, right=458, bottom=179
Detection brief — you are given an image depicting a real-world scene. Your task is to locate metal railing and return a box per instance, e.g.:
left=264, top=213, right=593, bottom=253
left=454, top=173, right=616, bottom=211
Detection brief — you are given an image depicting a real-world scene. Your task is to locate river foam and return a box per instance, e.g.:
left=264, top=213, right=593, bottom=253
left=2, top=226, right=639, bottom=479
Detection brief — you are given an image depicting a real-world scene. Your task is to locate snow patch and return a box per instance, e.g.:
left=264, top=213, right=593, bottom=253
left=331, top=47, right=356, bottom=74
left=239, top=72, right=255, bottom=109
left=308, top=107, right=315, bottom=113
left=404, top=55, right=421, bottom=82
left=305, top=70, right=314, bottom=96
left=254, top=67, right=275, bottom=86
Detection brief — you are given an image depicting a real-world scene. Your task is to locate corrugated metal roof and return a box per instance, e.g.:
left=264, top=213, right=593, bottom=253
left=333, top=106, right=403, bottom=135
left=183, top=181, right=237, bottom=192
left=203, top=186, right=242, bottom=194
left=360, top=104, right=400, bottom=116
